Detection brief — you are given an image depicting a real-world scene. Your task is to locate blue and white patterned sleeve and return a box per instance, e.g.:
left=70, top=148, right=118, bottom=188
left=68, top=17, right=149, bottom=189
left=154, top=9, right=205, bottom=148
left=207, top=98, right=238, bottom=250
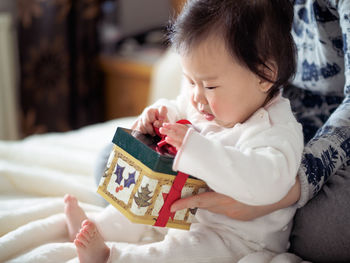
left=295, top=0, right=350, bottom=207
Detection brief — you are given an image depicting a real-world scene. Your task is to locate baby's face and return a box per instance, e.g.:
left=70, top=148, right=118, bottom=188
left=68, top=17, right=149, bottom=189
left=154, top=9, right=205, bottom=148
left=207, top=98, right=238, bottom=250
left=181, top=35, right=270, bottom=128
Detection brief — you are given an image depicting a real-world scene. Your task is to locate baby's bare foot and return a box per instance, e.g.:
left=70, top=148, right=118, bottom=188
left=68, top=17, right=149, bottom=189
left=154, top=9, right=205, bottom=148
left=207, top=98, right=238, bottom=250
left=74, top=220, right=110, bottom=263
left=64, top=194, right=88, bottom=241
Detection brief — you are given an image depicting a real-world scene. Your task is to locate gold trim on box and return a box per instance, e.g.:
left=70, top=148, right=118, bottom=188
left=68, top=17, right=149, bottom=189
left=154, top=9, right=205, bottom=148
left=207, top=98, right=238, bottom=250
left=98, top=144, right=207, bottom=230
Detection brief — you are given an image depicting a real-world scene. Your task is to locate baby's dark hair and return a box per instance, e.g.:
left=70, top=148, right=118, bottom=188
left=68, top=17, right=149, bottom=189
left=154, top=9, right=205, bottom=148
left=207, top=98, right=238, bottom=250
left=168, top=0, right=296, bottom=99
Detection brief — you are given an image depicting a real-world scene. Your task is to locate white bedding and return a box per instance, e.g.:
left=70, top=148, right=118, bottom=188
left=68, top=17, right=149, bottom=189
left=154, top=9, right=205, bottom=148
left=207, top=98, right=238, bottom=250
left=0, top=117, right=135, bottom=262
left=0, top=117, right=308, bottom=263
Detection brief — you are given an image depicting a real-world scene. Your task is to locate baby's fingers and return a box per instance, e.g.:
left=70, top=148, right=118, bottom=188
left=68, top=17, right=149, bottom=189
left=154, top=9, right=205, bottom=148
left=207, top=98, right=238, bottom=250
left=141, top=117, right=155, bottom=135
left=131, top=118, right=140, bottom=130
left=154, top=106, right=169, bottom=128
left=159, top=106, right=169, bottom=122
left=159, top=123, right=177, bottom=135
left=138, top=109, right=157, bottom=135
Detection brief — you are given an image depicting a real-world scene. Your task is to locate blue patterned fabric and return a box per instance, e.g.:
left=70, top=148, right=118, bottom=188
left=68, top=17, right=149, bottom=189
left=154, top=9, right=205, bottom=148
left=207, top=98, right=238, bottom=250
left=284, top=0, right=350, bottom=206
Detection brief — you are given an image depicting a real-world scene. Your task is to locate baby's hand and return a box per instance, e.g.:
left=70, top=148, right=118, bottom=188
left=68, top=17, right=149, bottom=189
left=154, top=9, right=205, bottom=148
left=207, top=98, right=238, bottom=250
left=159, top=123, right=189, bottom=149
left=131, top=106, right=168, bottom=136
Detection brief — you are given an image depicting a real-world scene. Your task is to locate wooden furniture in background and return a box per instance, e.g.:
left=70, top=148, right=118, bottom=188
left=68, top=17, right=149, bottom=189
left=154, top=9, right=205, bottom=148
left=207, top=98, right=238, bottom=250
left=99, top=55, right=155, bottom=120
left=172, top=0, right=187, bottom=14
left=99, top=0, right=185, bottom=121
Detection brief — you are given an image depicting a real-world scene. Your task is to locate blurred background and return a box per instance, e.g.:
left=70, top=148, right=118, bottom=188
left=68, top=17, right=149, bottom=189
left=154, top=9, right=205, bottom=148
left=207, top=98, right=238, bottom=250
left=0, top=0, right=186, bottom=140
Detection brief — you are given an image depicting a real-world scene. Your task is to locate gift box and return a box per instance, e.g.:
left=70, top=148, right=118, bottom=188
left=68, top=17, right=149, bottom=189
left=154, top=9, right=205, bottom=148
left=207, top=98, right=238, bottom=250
left=97, top=127, right=208, bottom=230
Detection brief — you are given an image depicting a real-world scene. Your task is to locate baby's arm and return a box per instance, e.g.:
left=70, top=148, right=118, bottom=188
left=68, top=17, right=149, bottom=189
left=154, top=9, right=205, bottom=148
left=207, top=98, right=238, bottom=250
left=173, top=124, right=303, bottom=206
left=171, top=179, right=301, bottom=220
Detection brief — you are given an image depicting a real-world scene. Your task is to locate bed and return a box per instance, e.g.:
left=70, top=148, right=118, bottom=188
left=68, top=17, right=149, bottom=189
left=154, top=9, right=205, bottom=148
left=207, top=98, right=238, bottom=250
left=0, top=117, right=136, bottom=262
left=0, top=50, right=308, bottom=262
left=0, top=117, right=310, bottom=263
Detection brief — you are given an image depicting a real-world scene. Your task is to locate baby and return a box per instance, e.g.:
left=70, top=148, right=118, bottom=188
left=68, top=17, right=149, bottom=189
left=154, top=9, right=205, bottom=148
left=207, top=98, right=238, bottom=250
left=65, top=0, right=303, bottom=262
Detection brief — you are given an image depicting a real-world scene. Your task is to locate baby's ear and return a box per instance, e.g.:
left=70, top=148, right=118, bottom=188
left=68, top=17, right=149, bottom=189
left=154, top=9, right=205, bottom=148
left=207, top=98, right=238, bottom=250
left=258, top=61, right=277, bottom=93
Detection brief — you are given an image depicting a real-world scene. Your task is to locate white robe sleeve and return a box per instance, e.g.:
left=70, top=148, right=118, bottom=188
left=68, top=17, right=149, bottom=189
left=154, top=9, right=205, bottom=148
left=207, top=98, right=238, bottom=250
left=173, top=119, right=304, bottom=206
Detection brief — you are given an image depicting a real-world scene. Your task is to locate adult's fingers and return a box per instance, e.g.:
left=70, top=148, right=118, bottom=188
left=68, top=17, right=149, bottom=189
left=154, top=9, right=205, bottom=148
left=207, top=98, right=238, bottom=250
left=171, top=191, right=230, bottom=211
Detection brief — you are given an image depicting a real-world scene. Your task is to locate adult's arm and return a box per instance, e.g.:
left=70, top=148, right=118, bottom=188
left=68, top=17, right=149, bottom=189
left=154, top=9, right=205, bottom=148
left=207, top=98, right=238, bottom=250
left=295, top=0, right=350, bottom=207
left=171, top=177, right=301, bottom=221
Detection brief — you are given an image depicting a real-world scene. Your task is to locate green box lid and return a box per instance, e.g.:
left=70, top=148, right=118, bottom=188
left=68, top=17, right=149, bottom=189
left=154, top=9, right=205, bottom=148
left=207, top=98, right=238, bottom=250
left=112, top=127, right=177, bottom=175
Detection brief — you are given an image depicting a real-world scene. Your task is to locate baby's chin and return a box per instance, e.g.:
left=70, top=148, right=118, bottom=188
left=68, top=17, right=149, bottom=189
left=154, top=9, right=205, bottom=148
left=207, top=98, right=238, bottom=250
left=215, top=119, right=237, bottom=128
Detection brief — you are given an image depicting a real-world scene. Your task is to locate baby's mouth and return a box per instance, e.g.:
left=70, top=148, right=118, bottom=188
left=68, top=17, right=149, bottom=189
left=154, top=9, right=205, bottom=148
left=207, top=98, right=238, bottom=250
left=200, top=110, right=215, bottom=121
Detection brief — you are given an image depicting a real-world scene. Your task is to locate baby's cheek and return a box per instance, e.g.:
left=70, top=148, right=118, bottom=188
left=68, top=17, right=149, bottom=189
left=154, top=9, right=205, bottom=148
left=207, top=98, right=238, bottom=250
left=209, top=101, right=218, bottom=114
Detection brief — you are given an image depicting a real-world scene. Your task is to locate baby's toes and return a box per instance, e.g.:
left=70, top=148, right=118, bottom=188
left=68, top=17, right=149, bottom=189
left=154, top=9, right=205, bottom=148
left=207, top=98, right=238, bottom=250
left=76, top=229, right=90, bottom=246
left=81, top=220, right=98, bottom=238
left=74, top=237, right=86, bottom=248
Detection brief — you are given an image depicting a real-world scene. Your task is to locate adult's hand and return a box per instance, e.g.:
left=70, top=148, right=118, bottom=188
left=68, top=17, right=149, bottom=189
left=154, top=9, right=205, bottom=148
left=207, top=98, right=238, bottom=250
left=171, top=177, right=301, bottom=221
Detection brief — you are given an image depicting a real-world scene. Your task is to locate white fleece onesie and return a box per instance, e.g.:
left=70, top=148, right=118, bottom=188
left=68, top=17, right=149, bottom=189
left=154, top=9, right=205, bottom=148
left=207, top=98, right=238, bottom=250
left=93, top=90, right=304, bottom=263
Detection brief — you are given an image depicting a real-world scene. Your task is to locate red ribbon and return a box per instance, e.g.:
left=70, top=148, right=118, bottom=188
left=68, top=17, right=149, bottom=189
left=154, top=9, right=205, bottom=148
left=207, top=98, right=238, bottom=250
left=154, top=171, right=189, bottom=227
left=153, top=119, right=191, bottom=227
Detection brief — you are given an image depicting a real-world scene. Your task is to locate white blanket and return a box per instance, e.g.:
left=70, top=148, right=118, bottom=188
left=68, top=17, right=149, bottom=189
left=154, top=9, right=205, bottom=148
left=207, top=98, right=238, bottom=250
left=0, top=117, right=308, bottom=263
left=0, top=118, right=134, bottom=262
